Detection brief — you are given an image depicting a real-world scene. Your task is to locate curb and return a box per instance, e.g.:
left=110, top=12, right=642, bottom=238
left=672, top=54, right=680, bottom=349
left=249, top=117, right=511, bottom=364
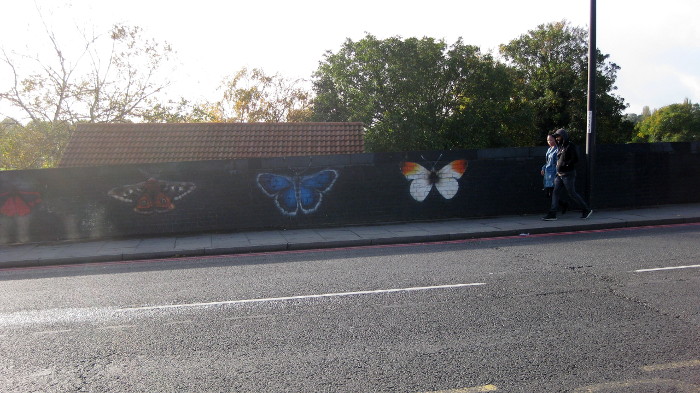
left=2, top=215, right=699, bottom=270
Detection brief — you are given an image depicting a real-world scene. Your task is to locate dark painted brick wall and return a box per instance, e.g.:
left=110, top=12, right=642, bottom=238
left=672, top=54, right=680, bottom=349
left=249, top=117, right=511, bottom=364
left=1, top=142, right=698, bottom=244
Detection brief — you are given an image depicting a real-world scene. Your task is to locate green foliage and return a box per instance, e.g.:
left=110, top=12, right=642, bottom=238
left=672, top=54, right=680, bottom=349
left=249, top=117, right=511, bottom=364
left=1, top=119, right=72, bottom=169
left=624, top=113, right=644, bottom=125
left=218, top=67, right=313, bottom=122
left=313, top=24, right=634, bottom=152
left=499, top=21, right=629, bottom=145
left=633, top=100, right=700, bottom=142
left=312, top=34, right=523, bottom=152
left=1, top=17, right=689, bottom=169
left=141, top=99, right=225, bottom=123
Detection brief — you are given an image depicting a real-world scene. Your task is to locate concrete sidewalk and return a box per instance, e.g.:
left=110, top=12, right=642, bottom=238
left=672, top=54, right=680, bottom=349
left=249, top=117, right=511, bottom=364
left=2, top=203, right=700, bottom=269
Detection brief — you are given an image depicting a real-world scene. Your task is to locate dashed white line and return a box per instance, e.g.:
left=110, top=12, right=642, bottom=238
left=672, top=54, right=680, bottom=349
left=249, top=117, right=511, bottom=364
left=120, top=282, right=487, bottom=312
left=641, top=359, right=700, bottom=372
left=634, top=264, right=700, bottom=273
left=0, top=283, right=486, bottom=327
left=425, top=384, right=498, bottom=393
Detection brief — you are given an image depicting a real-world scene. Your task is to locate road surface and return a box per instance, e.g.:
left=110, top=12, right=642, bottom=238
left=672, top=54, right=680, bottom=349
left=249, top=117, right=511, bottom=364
left=1, top=224, right=699, bottom=392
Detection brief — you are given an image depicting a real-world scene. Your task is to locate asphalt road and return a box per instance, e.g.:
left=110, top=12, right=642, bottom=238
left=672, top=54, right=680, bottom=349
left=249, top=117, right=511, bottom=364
left=1, top=224, right=699, bottom=392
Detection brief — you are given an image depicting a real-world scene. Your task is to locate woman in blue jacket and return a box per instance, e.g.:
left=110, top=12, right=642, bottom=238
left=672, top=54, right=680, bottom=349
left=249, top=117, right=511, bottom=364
left=541, top=134, right=557, bottom=190
left=541, top=134, right=567, bottom=213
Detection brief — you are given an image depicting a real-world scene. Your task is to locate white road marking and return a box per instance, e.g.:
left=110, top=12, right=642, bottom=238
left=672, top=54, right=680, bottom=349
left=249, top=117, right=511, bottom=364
left=634, top=264, right=700, bottom=273
left=573, top=378, right=700, bottom=392
left=96, top=324, right=135, bottom=330
left=0, top=283, right=486, bottom=327
left=425, top=384, right=498, bottom=393
left=32, top=329, right=73, bottom=335
left=119, top=283, right=487, bottom=312
left=641, top=359, right=700, bottom=372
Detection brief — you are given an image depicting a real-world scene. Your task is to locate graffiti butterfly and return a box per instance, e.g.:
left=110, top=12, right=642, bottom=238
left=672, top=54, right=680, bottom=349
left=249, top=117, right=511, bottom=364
left=0, top=189, right=42, bottom=217
left=108, top=178, right=196, bottom=214
left=401, top=159, right=467, bottom=202
left=257, top=170, right=338, bottom=216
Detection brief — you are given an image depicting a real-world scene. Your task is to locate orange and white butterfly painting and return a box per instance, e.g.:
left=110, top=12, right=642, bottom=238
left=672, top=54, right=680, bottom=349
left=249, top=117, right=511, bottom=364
left=401, top=159, right=467, bottom=202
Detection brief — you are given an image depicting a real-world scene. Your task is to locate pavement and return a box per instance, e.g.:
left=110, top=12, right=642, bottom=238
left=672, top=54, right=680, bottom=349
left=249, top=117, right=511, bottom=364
left=1, top=203, right=700, bottom=269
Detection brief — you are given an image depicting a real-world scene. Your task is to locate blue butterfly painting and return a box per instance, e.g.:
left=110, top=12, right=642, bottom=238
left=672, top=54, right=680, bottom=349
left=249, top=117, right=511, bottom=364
left=256, top=169, right=339, bottom=216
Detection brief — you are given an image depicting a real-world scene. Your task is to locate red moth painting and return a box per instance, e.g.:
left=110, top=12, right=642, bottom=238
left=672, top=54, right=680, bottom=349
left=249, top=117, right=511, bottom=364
left=0, top=188, right=42, bottom=217
left=108, top=178, right=196, bottom=214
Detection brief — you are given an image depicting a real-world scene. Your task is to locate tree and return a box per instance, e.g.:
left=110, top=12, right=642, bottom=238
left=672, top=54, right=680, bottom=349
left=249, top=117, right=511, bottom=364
left=0, top=119, right=70, bottom=169
left=141, top=99, right=225, bottom=123
left=312, top=34, right=521, bottom=152
left=624, top=113, right=643, bottom=125
left=2, top=24, right=174, bottom=124
left=633, top=99, right=700, bottom=142
left=217, top=67, right=313, bottom=122
left=499, top=21, right=629, bottom=145
left=0, top=22, right=174, bottom=169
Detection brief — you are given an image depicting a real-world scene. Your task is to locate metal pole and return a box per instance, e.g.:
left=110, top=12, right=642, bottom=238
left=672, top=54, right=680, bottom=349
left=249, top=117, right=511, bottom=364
left=586, top=0, right=597, bottom=207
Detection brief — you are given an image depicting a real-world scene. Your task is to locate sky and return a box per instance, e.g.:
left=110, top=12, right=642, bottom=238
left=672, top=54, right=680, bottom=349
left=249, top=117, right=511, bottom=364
left=1, top=0, right=699, bottom=119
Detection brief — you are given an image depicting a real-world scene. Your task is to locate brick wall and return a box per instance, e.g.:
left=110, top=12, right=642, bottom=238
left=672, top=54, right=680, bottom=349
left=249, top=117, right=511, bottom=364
left=1, top=142, right=698, bottom=244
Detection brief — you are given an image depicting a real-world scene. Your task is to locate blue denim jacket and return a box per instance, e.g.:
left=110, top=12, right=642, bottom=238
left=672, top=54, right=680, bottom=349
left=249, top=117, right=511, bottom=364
left=542, top=146, right=558, bottom=188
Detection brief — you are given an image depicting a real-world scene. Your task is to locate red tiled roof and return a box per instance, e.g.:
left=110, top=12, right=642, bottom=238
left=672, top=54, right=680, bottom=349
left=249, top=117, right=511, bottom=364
left=58, top=122, right=365, bottom=167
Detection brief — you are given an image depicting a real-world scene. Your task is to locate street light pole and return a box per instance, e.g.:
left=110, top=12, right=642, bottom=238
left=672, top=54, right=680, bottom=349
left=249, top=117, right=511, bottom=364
left=586, top=0, right=597, bottom=207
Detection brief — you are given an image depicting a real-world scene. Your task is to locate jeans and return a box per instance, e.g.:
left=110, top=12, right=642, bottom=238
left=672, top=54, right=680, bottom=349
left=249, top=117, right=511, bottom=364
left=550, top=171, right=589, bottom=213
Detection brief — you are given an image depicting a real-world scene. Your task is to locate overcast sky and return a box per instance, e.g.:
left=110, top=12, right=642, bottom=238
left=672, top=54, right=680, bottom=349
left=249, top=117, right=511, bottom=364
left=2, top=0, right=699, bottom=117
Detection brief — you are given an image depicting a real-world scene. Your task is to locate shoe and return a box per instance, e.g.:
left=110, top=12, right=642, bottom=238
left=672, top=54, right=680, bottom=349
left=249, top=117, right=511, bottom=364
left=542, top=212, right=557, bottom=221
left=581, top=209, right=593, bottom=219
left=561, top=202, right=568, bottom=215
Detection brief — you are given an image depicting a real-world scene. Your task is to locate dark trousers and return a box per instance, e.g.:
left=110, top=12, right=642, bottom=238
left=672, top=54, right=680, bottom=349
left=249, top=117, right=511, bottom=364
left=550, top=171, right=589, bottom=213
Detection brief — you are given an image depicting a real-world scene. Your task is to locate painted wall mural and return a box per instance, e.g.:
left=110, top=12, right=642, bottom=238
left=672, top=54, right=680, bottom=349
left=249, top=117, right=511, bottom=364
left=0, top=143, right=696, bottom=245
left=256, top=169, right=339, bottom=216
left=0, top=187, right=42, bottom=217
left=401, top=158, right=468, bottom=202
left=0, top=180, right=42, bottom=244
left=108, top=177, right=196, bottom=214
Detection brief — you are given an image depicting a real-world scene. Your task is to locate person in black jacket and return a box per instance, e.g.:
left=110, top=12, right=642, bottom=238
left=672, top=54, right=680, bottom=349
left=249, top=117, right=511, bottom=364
left=542, top=128, right=593, bottom=221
